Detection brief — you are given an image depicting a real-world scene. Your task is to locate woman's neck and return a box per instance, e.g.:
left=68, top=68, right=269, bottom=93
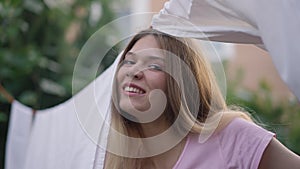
left=139, top=115, right=188, bottom=169
left=143, top=136, right=187, bottom=169
left=140, top=115, right=170, bottom=138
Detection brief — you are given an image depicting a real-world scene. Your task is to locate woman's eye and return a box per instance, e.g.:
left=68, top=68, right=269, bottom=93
left=148, top=64, right=162, bottom=71
left=122, top=60, right=135, bottom=65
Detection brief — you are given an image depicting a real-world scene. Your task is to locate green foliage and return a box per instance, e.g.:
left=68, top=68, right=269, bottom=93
left=0, top=0, right=117, bottom=108
left=226, top=67, right=300, bottom=155
left=0, top=0, right=118, bottom=168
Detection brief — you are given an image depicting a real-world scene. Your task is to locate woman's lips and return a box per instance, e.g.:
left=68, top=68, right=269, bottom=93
left=122, top=83, right=146, bottom=96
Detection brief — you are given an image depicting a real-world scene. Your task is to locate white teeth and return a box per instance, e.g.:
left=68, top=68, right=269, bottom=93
left=124, top=86, right=144, bottom=94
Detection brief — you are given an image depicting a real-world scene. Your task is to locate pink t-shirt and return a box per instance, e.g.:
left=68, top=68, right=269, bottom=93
left=173, top=118, right=275, bottom=169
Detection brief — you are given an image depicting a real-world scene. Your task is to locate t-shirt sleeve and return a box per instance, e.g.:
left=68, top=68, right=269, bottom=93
left=218, top=118, right=275, bottom=169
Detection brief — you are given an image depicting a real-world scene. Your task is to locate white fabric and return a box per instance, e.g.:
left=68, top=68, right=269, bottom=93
left=152, top=0, right=300, bottom=100
left=5, top=57, right=120, bottom=169
left=5, top=101, right=33, bottom=169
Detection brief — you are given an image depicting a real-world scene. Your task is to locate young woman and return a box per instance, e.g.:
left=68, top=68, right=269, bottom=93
left=104, top=28, right=300, bottom=169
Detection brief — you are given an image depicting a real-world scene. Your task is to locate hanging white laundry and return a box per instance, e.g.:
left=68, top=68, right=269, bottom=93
left=5, top=55, right=120, bottom=169
left=5, top=101, right=33, bottom=169
left=152, top=0, right=300, bottom=101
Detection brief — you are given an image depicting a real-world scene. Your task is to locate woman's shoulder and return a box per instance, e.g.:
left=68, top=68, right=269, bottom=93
left=182, top=118, right=275, bottom=169
left=216, top=117, right=275, bottom=152
left=218, top=117, right=274, bottom=138
left=189, top=117, right=274, bottom=147
left=216, top=117, right=275, bottom=169
left=175, top=117, right=275, bottom=169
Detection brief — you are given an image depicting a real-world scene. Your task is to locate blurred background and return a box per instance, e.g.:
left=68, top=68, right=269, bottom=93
left=0, top=0, right=299, bottom=168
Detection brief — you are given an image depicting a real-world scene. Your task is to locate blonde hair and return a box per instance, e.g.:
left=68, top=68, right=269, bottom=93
left=104, top=29, right=252, bottom=169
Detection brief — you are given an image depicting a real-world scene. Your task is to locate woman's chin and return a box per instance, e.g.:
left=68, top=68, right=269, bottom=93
left=119, top=102, right=149, bottom=114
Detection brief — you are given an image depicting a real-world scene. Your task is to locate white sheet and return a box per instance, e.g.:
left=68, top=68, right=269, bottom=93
left=5, top=101, right=33, bottom=169
left=152, top=0, right=300, bottom=100
left=5, top=57, right=120, bottom=169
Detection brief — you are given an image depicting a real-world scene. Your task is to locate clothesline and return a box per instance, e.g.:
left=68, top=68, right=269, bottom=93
left=0, top=83, right=37, bottom=115
left=0, top=83, right=14, bottom=104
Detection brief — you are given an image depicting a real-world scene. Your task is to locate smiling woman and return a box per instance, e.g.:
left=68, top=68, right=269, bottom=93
left=117, top=35, right=167, bottom=114
left=104, top=28, right=300, bottom=169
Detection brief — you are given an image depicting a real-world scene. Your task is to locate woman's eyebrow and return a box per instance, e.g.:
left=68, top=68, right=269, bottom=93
left=126, top=51, right=165, bottom=61
left=126, top=51, right=136, bottom=56
left=146, top=55, right=165, bottom=61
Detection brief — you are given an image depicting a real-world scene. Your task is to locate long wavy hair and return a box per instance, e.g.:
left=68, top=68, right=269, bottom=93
left=104, top=28, right=251, bottom=169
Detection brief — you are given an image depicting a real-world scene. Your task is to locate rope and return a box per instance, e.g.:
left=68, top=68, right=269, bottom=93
left=0, top=83, right=15, bottom=104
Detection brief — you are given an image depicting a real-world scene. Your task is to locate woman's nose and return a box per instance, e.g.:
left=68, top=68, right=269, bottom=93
left=126, top=66, right=144, bottom=80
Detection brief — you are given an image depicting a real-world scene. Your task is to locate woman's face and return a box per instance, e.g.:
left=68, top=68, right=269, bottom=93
left=117, top=35, right=167, bottom=115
